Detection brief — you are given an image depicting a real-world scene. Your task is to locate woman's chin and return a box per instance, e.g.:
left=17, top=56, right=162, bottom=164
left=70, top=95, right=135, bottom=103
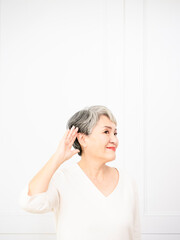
left=105, top=154, right=116, bottom=161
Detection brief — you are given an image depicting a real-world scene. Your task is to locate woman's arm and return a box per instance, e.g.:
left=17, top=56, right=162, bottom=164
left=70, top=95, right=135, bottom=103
left=19, top=126, right=80, bottom=214
left=28, top=152, right=64, bottom=196
left=28, top=126, right=79, bottom=196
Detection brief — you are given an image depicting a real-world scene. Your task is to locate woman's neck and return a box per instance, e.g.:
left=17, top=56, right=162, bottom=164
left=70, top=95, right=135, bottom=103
left=77, top=157, right=109, bottom=181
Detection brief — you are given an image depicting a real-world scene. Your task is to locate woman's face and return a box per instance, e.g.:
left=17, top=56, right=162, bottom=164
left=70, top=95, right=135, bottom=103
left=83, top=115, right=119, bottom=162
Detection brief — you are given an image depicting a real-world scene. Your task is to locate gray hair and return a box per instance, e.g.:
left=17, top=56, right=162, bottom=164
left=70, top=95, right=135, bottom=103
left=66, top=105, right=117, bottom=156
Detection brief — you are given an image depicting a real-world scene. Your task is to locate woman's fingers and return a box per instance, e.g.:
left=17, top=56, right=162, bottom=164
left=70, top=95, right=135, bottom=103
left=66, top=126, right=75, bottom=139
left=68, top=127, right=78, bottom=144
left=63, top=129, right=70, bottom=140
left=55, top=126, right=79, bottom=162
left=66, top=126, right=78, bottom=145
left=69, top=130, right=78, bottom=146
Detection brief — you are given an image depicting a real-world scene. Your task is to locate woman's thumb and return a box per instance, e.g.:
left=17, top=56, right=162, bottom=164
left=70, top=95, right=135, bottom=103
left=72, top=149, right=80, bottom=155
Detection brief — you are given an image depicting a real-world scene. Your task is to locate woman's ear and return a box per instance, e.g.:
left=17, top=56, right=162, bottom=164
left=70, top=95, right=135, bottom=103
left=77, top=133, right=87, bottom=148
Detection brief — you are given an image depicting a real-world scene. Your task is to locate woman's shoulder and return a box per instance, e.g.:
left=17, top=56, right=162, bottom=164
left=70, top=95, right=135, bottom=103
left=50, top=162, right=76, bottom=189
left=113, top=166, right=137, bottom=185
left=119, top=168, right=139, bottom=192
left=52, top=161, right=77, bottom=180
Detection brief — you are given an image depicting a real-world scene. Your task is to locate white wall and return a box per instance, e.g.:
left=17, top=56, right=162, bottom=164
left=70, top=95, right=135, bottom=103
left=0, top=0, right=180, bottom=239
left=124, top=1, right=180, bottom=239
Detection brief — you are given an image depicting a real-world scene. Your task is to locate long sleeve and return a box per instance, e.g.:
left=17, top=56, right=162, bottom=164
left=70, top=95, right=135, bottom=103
left=19, top=175, right=60, bottom=214
left=132, top=179, right=141, bottom=240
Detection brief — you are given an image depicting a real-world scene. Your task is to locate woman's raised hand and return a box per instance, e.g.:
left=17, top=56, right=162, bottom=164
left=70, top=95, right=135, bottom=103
left=55, top=126, right=80, bottom=164
left=26, top=126, right=80, bottom=196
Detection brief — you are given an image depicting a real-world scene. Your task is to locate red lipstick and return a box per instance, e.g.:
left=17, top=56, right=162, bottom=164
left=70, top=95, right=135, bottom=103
left=106, top=147, right=116, bottom=151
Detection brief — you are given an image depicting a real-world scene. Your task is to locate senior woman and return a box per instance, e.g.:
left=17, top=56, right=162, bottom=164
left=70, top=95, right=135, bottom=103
left=19, top=105, right=141, bottom=240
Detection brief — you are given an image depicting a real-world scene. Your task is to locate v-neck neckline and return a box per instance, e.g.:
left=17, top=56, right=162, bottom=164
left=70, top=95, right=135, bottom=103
left=74, top=162, right=121, bottom=199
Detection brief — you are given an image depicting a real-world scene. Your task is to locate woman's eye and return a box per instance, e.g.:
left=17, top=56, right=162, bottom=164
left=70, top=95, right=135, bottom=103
left=104, top=130, right=109, bottom=134
left=104, top=131, right=118, bottom=136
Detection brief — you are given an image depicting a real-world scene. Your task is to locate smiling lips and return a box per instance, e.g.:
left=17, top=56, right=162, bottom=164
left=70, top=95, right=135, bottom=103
left=106, top=147, right=116, bottom=152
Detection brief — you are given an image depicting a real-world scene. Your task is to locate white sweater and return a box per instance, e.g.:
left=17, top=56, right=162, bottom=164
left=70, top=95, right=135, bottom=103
left=19, top=162, right=141, bottom=240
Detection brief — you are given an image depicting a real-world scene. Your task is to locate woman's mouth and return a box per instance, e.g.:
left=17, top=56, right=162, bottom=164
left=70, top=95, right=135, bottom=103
left=106, top=147, right=116, bottom=152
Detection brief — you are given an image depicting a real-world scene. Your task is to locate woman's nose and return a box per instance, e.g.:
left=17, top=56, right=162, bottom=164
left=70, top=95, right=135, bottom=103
left=110, top=133, right=118, bottom=143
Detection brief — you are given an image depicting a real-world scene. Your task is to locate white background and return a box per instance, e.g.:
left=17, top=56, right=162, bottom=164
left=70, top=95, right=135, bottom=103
left=0, top=0, right=180, bottom=239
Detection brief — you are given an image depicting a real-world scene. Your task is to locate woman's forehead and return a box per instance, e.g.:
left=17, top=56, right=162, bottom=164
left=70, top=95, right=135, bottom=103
left=96, top=116, right=117, bottom=129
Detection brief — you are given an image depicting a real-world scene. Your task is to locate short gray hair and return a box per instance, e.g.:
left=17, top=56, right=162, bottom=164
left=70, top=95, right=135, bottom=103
left=66, top=105, right=117, bottom=156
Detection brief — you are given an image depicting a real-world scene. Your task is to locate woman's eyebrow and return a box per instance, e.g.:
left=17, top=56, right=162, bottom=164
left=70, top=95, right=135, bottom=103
left=103, top=126, right=117, bottom=131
